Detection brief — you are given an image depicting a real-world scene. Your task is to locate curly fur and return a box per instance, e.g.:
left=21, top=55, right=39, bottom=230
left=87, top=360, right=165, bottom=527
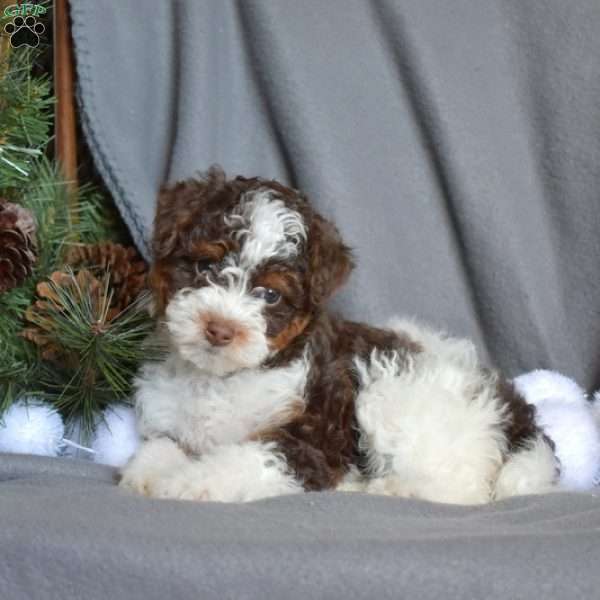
left=120, top=167, right=559, bottom=504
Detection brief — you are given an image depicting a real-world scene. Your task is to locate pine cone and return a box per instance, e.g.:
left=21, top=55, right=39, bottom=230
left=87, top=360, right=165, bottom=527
left=0, top=199, right=37, bottom=294
left=66, top=242, right=147, bottom=312
left=21, top=269, right=109, bottom=367
left=21, top=269, right=105, bottom=364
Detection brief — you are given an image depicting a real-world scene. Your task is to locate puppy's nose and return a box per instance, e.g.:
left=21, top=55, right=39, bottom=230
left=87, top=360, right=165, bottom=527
left=205, top=320, right=235, bottom=347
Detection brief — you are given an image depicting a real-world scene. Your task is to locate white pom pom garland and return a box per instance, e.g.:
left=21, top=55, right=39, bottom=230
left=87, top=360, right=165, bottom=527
left=0, top=399, right=140, bottom=466
left=0, top=398, right=65, bottom=457
left=514, top=370, right=600, bottom=490
left=91, top=404, right=140, bottom=467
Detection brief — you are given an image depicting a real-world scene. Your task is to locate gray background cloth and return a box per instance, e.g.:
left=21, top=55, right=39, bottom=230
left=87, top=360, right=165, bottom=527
left=2, top=454, right=600, bottom=600
left=69, top=0, right=600, bottom=388
left=5, top=1, right=597, bottom=598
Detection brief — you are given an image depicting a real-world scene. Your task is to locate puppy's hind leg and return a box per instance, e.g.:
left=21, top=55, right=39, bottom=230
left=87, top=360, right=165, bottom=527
left=494, top=434, right=559, bottom=500
left=354, top=350, right=509, bottom=505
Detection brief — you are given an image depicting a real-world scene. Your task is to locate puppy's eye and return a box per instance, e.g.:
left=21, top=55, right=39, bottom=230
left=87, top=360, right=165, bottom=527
left=251, top=287, right=281, bottom=305
left=195, top=259, right=213, bottom=275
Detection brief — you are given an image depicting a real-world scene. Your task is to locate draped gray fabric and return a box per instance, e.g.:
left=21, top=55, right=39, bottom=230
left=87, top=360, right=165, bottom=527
left=2, top=454, right=600, bottom=600
left=70, top=0, right=600, bottom=387
left=9, top=2, right=593, bottom=596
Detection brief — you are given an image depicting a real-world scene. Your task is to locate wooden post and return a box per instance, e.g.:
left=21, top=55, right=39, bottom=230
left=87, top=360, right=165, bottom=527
left=53, top=0, right=78, bottom=221
left=0, top=0, right=12, bottom=69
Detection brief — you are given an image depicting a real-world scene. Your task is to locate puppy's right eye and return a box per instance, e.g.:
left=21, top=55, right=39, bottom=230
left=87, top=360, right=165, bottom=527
left=195, top=259, right=213, bottom=275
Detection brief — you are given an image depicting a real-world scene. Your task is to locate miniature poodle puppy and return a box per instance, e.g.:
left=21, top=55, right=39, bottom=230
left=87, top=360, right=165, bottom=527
left=120, top=167, right=559, bottom=504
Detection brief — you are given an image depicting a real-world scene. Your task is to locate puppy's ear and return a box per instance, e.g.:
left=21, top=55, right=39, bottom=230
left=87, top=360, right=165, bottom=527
left=153, top=184, right=182, bottom=260
left=308, top=213, right=354, bottom=306
left=153, top=166, right=227, bottom=260
left=151, top=166, right=227, bottom=314
left=149, top=183, right=190, bottom=315
left=152, top=165, right=233, bottom=260
left=148, top=260, right=173, bottom=316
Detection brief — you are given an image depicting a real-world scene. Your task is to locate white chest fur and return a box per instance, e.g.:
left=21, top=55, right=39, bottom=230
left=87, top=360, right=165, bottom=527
left=134, top=354, right=308, bottom=454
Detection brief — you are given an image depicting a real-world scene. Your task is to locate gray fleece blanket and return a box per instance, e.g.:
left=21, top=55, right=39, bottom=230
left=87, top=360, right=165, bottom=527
left=2, top=454, right=600, bottom=600
left=3, top=1, right=599, bottom=598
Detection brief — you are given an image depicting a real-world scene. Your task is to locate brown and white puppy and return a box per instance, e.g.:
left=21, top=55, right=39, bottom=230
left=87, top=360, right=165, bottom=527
left=120, top=167, right=559, bottom=504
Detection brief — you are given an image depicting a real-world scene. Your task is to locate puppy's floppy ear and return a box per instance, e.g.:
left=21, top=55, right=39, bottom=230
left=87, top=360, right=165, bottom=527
left=153, top=166, right=227, bottom=261
left=150, top=166, right=227, bottom=314
left=148, top=260, right=173, bottom=316
left=149, top=183, right=190, bottom=315
left=153, top=184, right=182, bottom=260
left=308, top=213, right=354, bottom=306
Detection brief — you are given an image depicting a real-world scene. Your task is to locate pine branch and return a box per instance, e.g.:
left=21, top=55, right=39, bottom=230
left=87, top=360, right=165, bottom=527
left=0, top=49, right=53, bottom=187
left=0, top=161, right=127, bottom=410
left=0, top=5, right=146, bottom=428
left=27, top=271, right=162, bottom=434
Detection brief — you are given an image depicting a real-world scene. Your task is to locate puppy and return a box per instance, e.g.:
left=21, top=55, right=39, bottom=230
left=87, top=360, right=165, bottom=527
left=120, top=167, right=559, bottom=504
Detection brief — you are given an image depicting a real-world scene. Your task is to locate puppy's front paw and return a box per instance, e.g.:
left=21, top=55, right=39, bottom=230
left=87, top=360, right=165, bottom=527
left=119, top=458, right=170, bottom=497
left=152, top=466, right=213, bottom=501
left=119, top=437, right=189, bottom=497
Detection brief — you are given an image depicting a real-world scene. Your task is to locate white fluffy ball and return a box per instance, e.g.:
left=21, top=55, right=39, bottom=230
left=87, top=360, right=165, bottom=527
left=0, top=399, right=64, bottom=456
left=514, top=370, right=600, bottom=490
left=91, top=405, right=140, bottom=467
left=594, top=390, right=600, bottom=420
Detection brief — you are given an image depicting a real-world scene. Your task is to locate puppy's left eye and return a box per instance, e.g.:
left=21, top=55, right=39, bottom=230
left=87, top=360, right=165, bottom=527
left=195, top=259, right=213, bottom=275
left=251, top=287, right=281, bottom=305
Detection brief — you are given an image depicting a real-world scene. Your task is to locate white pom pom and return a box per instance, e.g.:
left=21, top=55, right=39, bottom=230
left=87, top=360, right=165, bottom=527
left=0, top=398, right=64, bottom=457
left=514, top=370, right=600, bottom=490
left=593, top=390, right=600, bottom=422
left=513, top=369, right=585, bottom=406
left=91, top=405, right=140, bottom=467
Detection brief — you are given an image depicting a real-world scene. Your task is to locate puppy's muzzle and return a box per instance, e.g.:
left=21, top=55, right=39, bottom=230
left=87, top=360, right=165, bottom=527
left=205, top=319, right=236, bottom=347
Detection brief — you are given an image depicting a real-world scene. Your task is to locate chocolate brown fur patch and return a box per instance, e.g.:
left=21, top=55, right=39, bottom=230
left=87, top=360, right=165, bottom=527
left=261, top=313, right=423, bottom=490
left=268, top=315, right=311, bottom=351
left=495, top=378, right=543, bottom=452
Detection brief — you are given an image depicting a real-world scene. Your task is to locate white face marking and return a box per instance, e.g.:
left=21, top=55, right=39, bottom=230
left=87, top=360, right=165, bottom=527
left=165, top=272, right=270, bottom=376
left=226, top=189, right=306, bottom=269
